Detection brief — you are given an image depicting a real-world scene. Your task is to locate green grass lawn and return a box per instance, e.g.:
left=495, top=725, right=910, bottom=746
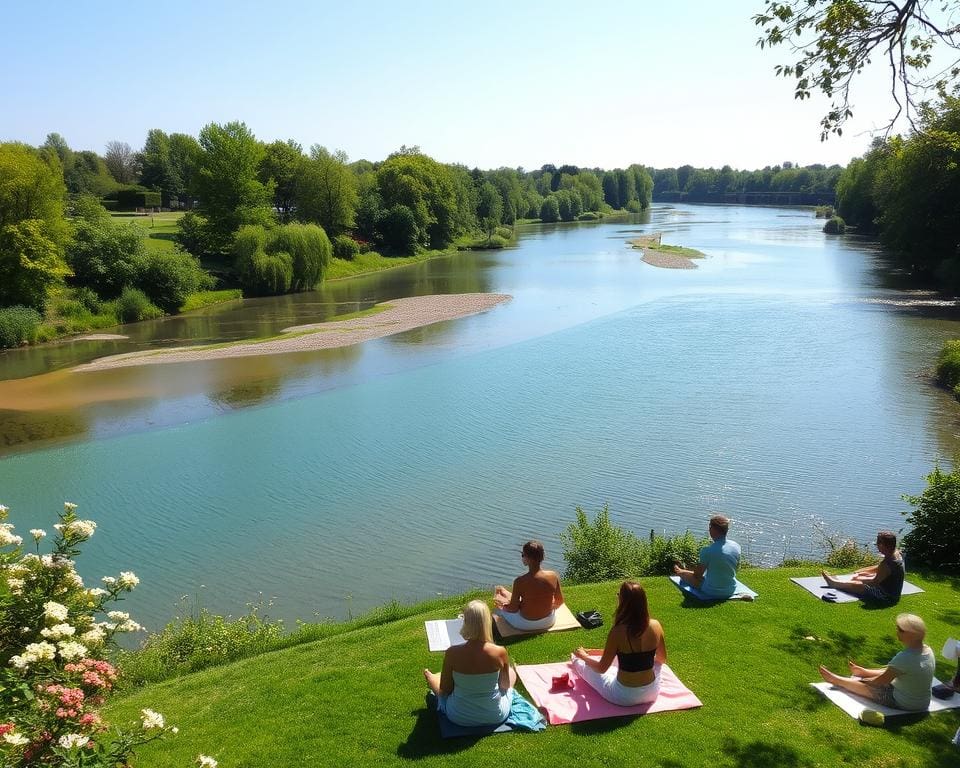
left=111, top=211, right=183, bottom=255
left=106, top=568, right=960, bottom=767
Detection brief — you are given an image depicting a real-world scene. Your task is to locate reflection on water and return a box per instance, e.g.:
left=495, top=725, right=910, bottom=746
left=1, top=204, right=959, bottom=629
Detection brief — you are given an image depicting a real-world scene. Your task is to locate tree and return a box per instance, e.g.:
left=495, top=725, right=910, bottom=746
left=104, top=141, right=136, bottom=184
left=539, top=195, right=560, bottom=223
left=376, top=151, right=461, bottom=249
left=167, top=133, right=202, bottom=206
left=0, top=143, right=71, bottom=309
left=138, top=129, right=174, bottom=203
left=294, top=146, right=357, bottom=236
left=66, top=198, right=144, bottom=298
left=902, top=462, right=960, bottom=571
left=376, top=204, right=419, bottom=252
left=260, top=139, right=304, bottom=222
left=192, top=121, right=274, bottom=256
left=477, top=182, right=503, bottom=238
left=754, top=0, right=960, bottom=138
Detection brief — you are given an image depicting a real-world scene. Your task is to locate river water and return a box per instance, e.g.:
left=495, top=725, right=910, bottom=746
left=1, top=204, right=958, bottom=629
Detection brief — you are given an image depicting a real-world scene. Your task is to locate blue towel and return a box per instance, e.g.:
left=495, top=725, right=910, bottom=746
left=426, top=691, right=546, bottom=738
left=669, top=575, right=758, bottom=601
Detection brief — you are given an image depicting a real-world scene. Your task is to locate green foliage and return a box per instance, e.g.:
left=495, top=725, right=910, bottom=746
left=539, top=195, right=560, bottom=223
left=376, top=151, right=462, bottom=249
left=193, top=121, right=275, bottom=256
left=259, top=139, right=303, bottom=222
left=272, top=222, right=331, bottom=291
left=822, top=215, right=846, bottom=234
left=376, top=204, right=419, bottom=253
left=560, top=505, right=644, bottom=584
left=477, top=181, right=503, bottom=237
left=232, top=225, right=292, bottom=296
left=823, top=540, right=876, bottom=570
left=578, top=211, right=600, bottom=221
left=333, top=234, right=360, bottom=260
left=0, top=142, right=72, bottom=309
left=936, top=339, right=960, bottom=399
left=116, top=600, right=285, bottom=686
left=294, top=146, right=358, bottom=237
left=179, top=289, right=242, bottom=312
left=814, top=205, right=835, bottom=218
left=114, top=188, right=162, bottom=210
left=173, top=210, right=209, bottom=256
left=134, top=249, right=214, bottom=313
left=67, top=210, right=145, bottom=298
left=902, top=462, right=960, bottom=571
left=113, top=287, right=162, bottom=323
left=646, top=531, right=709, bottom=575
left=0, top=305, right=42, bottom=348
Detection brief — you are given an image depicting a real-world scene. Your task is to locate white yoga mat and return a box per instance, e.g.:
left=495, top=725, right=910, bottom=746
left=811, top=679, right=960, bottom=718
left=791, top=575, right=924, bottom=603
left=493, top=603, right=581, bottom=638
left=424, top=618, right=465, bottom=652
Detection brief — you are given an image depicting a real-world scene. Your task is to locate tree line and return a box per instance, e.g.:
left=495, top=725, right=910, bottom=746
left=650, top=163, right=842, bottom=199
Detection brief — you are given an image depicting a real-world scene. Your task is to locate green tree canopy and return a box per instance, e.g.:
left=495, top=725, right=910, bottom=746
left=294, top=146, right=358, bottom=237
left=0, top=143, right=71, bottom=309
left=259, top=139, right=304, bottom=222
left=376, top=151, right=461, bottom=249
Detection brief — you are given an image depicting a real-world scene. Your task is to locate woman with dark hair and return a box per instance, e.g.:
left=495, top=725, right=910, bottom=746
left=570, top=581, right=666, bottom=706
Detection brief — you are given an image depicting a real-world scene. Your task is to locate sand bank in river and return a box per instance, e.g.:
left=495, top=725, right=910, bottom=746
left=73, top=293, right=510, bottom=372
left=628, top=234, right=702, bottom=269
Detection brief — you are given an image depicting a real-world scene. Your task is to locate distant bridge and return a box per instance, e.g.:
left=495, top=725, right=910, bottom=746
left=654, top=191, right=836, bottom=206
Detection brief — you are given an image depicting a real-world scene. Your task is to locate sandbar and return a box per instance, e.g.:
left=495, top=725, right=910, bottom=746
left=640, top=252, right=698, bottom=270
left=72, top=334, right=129, bottom=341
left=73, top=293, right=511, bottom=372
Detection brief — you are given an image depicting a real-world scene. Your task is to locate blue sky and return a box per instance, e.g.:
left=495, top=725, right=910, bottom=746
left=2, top=0, right=902, bottom=170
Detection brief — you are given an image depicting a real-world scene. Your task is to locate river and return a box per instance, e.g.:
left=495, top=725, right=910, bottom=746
left=1, top=204, right=958, bottom=629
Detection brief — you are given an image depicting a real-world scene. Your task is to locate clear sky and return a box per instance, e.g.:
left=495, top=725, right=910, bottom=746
left=1, top=0, right=904, bottom=170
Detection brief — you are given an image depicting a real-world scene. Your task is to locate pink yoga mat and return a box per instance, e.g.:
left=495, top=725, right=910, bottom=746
left=516, top=654, right=702, bottom=725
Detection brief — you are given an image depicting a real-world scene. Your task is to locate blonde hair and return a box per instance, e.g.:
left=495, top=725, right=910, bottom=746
left=895, top=613, right=926, bottom=637
left=460, top=600, right=493, bottom=643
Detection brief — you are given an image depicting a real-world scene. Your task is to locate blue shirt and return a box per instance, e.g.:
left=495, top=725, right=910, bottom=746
left=699, top=537, right=741, bottom=598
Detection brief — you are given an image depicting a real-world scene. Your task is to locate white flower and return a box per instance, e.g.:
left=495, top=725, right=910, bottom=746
left=9, top=655, right=28, bottom=669
left=57, top=640, right=87, bottom=660
left=41, top=623, right=76, bottom=640
left=7, top=577, right=24, bottom=593
left=0, top=504, right=8, bottom=514
left=86, top=587, right=108, bottom=598
left=44, top=601, right=69, bottom=621
left=101, top=576, right=116, bottom=585
left=3, top=732, right=29, bottom=746
left=29, top=528, right=46, bottom=540
left=118, top=619, right=143, bottom=633
left=107, top=610, right=129, bottom=622
left=80, top=627, right=106, bottom=646
left=118, top=571, right=139, bottom=589
left=23, top=641, right=56, bottom=662
left=0, top=524, right=23, bottom=547
left=140, top=709, right=165, bottom=729
left=66, top=519, right=96, bottom=538
left=171, top=726, right=179, bottom=734
left=64, top=501, right=78, bottom=512
left=66, top=570, right=84, bottom=588
left=58, top=733, right=88, bottom=749
left=197, top=756, right=218, bottom=767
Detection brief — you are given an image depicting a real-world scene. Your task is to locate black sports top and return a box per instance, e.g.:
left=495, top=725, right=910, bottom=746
left=617, top=630, right=656, bottom=673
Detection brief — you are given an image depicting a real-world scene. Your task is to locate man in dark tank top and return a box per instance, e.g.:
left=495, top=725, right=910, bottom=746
left=822, top=530, right=905, bottom=605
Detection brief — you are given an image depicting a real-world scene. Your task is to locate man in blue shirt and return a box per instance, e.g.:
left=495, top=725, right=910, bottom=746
left=673, top=515, right=741, bottom=598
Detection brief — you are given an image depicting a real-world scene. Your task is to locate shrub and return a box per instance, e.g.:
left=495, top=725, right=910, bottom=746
left=0, top=502, right=186, bottom=766
left=0, top=306, right=42, bottom=348
left=116, top=599, right=284, bottom=686
left=333, top=234, right=360, bottom=260
left=560, top=505, right=644, bottom=584
left=174, top=210, right=211, bottom=257
left=73, top=286, right=102, bottom=313
left=134, top=249, right=214, bottom=313
left=645, top=530, right=709, bottom=574
left=539, top=196, right=560, bottom=223
left=113, top=287, right=162, bottom=323
left=578, top=211, right=600, bottom=221
left=936, top=339, right=960, bottom=399
left=274, top=222, right=331, bottom=291
left=902, top=462, right=960, bottom=571
left=824, top=539, right=877, bottom=570
left=67, top=214, right=145, bottom=298
left=376, top=204, right=419, bottom=253
left=823, top=215, right=846, bottom=234
left=626, top=199, right=643, bottom=213
left=494, top=226, right=513, bottom=240
left=815, top=205, right=835, bottom=218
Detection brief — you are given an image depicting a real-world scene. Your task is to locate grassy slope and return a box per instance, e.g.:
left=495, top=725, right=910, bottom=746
left=111, top=211, right=182, bottom=255
left=106, top=569, right=960, bottom=768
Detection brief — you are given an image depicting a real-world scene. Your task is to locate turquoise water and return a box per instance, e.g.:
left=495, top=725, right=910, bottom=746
left=1, top=205, right=958, bottom=628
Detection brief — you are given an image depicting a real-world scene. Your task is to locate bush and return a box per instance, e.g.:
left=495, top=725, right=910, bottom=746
left=116, top=600, right=285, bottom=686
left=0, top=305, right=42, bottom=348
left=823, top=215, right=846, bottom=234
left=0, top=502, right=187, bottom=766
left=626, top=199, right=643, bottom=213
left=824, top=539, right=877, bottom=570
left=112, top=187, right=162, bottom=210
left=578, top=211, right=600, bottom=221
left=902, top=462, right=960, bottom=571
left=539, top=196, right=560, bottom=223
left=815, top=205, right=835, bottom=218
left=376, top=204, right=419, bottom=253
left=274, top=222, right=331, bottom=291
left=333, top=234, right=360, bottom=260
left=113, top=287, right=162, bottom=323
left=645, top=530, right=709, bottom=574
left=134, top=249, right=214, bottom=313
left=494, top=226, right=513, bottom=240
left=174, top=210, right=211, bottom=257
left=936, top=339, right=960, bottom=399
left=73, top=286, right=102, bottom=313
left=560, top=505, right=644, bottom=584
left=67, top=214, right=145, bottom=298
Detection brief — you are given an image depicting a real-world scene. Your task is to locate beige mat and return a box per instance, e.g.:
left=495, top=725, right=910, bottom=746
left=493, top=603, right=581, bottom=638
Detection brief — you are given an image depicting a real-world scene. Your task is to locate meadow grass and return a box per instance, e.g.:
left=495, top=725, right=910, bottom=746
left=326, top=249, right=458, bottom=280
left=111, top=211, right=183, bottom=255
left=105, top=568, right=960, bottom=767
left=179, top=289, right=243, bottom=313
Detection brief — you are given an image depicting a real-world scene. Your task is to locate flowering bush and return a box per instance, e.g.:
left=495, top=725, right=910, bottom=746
left=0, top=502, right=216, bottom=767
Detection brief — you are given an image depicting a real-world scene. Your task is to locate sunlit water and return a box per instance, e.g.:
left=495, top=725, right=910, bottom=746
left=1, top=205, right=959, bottom=629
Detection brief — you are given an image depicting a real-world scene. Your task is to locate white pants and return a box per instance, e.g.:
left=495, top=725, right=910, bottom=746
left=495, top=608, right=556, bottom=631
left=571, top=657, right=661, bottom=707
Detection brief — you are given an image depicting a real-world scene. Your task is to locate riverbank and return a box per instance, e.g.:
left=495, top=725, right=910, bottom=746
left=106, top=568, right=956, bottom=767
left=73, top=293, right=511, bottom=371
left=629, top=234, right=706, bottom=269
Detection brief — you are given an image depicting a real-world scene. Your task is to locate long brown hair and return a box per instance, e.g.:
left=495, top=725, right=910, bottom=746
left=613, top=581, right=650, bottom=638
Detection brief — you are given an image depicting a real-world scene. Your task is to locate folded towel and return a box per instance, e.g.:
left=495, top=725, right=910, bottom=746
left=426, top=690, right=546, bottom=738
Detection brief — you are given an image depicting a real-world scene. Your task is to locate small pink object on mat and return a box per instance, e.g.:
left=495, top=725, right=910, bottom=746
left=516, top=654, right=702, bottom=725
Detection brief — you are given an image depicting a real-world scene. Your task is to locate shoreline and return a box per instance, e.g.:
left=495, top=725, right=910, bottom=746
left=73, top=293, right=511, bottom=372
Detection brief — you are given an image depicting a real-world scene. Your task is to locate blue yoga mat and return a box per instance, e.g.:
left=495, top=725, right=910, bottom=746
left=669, top=575, right=758, bottom=601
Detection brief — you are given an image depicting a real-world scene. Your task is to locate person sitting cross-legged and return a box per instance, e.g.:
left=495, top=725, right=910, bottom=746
left=571, top=580, right=666, bottom=706
left=493, top=539, right=564, bottom=631
left=672, top=515, right=741, bottom=599
left=821, top=530, right=905, bottom=605
left=818, top=613, right=935, bottom=711
left=423, top=600, right=516, bottom=727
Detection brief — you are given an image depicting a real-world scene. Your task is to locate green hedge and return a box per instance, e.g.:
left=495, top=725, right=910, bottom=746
left=0, top=306, right=42, bottom=348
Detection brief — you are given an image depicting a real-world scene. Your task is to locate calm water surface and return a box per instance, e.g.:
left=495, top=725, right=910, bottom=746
left=1, top=205, right=959, bottom=629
